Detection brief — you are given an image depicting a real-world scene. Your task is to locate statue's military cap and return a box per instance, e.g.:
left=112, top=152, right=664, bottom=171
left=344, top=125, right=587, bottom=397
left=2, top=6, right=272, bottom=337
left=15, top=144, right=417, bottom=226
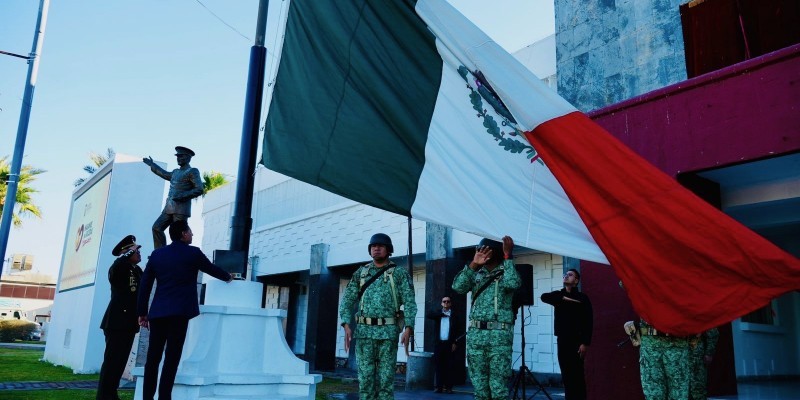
left=174, top=146, right=196, bottom=157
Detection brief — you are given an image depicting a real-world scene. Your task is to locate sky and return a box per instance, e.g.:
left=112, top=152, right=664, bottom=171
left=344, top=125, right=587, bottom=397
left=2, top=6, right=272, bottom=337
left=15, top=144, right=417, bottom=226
left=0, top=0, right=555, bottom=279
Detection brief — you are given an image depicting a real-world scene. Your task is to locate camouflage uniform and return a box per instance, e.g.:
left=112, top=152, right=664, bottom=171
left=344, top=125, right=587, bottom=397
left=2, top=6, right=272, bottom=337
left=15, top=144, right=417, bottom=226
left=452, top=260, right=521, bottom=400
left=689, top=328, right=719, bottom=400
left=339, top=261, right=417, bottom=400
left=639, top=320, right=691, bottom=400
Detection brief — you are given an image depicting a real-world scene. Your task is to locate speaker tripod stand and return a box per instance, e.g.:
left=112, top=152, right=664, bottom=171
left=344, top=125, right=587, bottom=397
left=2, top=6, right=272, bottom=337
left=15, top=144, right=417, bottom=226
left=510, top=307, right=552, bottom=400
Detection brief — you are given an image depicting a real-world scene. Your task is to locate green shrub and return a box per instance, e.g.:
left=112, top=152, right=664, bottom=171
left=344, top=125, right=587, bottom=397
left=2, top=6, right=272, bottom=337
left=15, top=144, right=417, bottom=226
left=0, top=319, right=38, bottom=342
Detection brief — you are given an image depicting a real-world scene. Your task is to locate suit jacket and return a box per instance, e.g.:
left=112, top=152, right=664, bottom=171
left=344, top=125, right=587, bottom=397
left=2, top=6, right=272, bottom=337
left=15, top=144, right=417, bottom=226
left=426, top=308, right=464, bottom=345
left=100, top=257, right=143, bottom=332
left=137, top=241, right=231, bottom=320
left=149, top=164, right=203, bottom=216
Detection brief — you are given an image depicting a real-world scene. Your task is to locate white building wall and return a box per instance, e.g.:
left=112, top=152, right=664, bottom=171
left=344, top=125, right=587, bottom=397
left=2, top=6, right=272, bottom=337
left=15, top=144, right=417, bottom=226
left=292, top=285, right=308, bottom=354
left=265, top=285, right=280, bottom=309
left=199, top=181, right=236, bottom=260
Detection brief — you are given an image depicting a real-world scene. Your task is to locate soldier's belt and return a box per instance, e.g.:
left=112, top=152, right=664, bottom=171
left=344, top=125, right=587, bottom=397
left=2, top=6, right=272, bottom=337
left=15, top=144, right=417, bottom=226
left=470, top=320, right=509, bottom=330
left=641, top=326, right=688, bottom=338
left=357, top=316, right=396, bottom=326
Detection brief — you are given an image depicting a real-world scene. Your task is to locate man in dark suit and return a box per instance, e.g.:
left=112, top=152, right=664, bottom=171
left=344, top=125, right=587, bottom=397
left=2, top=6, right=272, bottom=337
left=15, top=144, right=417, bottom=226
left=426, top=295, right=464, bottom=394
left=137, top=220, right=232, bottom=400
left=97, top=235, right=143, bottom=400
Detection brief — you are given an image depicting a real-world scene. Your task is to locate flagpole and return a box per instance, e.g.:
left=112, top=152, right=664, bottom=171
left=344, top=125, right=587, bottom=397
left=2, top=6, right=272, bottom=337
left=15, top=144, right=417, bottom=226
left=229, top=0, right=268, bottom=280
left=407, top=216, right=413, bottom=352
left=0, top=0, right=50, bottom=278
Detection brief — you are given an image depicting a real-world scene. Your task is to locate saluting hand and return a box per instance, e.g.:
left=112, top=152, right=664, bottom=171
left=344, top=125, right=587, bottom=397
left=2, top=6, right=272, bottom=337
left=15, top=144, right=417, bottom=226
left=502, top=236, right=514, bottom=258
left=470, top=246, right=492, bottom=269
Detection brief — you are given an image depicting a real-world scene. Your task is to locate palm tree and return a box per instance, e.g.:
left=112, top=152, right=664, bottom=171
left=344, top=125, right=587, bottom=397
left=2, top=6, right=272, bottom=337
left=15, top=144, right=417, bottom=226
left=201, top=171, right=231, bottom=197
left=74, top=148, right=115, bottom=187
left=0, top=156, right=45, bottom=227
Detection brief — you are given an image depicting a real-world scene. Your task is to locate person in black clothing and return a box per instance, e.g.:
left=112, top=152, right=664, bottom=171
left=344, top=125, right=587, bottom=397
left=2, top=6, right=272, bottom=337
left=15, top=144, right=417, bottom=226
left=426, top=296, right=464, bottom=394
left=97, top=235, right=143, bottom=400
left=541, top=268, right=593, bottom=400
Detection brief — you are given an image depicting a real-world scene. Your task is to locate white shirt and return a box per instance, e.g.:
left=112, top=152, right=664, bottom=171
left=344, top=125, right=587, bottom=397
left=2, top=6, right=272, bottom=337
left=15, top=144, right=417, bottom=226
left=439, top=309, right=451, bottom=341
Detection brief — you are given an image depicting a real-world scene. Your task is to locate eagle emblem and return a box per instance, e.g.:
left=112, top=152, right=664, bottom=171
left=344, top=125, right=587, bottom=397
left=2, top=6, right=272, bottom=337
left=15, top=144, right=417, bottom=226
left=457, top=66, right=543, bottom=165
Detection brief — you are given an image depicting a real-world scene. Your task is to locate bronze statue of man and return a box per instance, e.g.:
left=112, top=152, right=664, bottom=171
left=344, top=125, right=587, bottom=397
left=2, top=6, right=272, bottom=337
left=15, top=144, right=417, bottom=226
left=143, top=146, right=203, bottom=249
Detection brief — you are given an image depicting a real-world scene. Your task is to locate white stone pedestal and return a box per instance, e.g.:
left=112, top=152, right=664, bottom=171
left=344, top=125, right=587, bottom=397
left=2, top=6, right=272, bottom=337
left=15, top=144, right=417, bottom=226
left=132, top=280, right=321, bottom=399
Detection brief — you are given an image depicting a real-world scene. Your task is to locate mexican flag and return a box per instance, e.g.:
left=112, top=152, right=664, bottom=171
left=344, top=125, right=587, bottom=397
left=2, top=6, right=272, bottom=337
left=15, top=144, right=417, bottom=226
left=262, top=0, right=800, bottom=335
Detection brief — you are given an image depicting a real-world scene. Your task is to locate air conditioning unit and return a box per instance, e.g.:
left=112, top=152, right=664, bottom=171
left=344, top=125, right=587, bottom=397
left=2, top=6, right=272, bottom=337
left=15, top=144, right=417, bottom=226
left=11, top=254, right=34, bottom=271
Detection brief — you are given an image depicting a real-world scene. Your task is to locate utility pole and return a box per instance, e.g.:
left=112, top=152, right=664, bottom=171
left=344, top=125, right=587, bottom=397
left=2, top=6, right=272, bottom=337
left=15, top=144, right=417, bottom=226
left=0, top=0, right=50, bottom=278
left=216, top=0, right=268, bottom=280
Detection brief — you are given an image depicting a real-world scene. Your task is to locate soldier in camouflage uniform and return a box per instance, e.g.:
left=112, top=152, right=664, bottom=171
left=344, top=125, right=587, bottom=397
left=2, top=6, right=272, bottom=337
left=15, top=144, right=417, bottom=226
left=339, top=233, right=417, bottom=400
left=639, top=319, right=691, bottom=400
left=689, top=328, right=720, bottom=400
left=452, top=236, right=521, bottom=400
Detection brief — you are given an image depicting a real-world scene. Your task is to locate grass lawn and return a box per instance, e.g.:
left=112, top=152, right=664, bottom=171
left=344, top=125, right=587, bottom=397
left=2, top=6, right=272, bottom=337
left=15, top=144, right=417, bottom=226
left=0, top=347, right=357, bottom=400
left=0, top=348, right=99, bottom=382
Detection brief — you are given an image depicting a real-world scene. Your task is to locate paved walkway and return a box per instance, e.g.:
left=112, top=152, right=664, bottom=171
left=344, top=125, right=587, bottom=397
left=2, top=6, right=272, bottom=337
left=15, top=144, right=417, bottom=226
left=317, top=369, right=564, bottom=400
left=0, top=380, right=99, bottom=390
left=1, top=345, right=794, bottom=399
left=0, top=342, right=45, bottom=350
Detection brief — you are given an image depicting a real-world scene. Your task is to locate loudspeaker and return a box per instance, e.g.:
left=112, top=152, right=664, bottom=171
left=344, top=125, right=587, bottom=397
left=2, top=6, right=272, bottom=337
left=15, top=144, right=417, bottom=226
left=514, top=264, right=534, bottom=306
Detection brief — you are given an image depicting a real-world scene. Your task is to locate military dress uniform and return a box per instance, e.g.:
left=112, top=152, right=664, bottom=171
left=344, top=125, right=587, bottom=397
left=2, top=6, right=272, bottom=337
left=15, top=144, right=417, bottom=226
left=689, top=328, right=719, bottom=400
left=97, top=236, right=143, bottom=400
left=639, top=320, right=692, bottom=400
left=339, top=261, right=417, bottom=400
left=452, top=259, right=521, bottom=400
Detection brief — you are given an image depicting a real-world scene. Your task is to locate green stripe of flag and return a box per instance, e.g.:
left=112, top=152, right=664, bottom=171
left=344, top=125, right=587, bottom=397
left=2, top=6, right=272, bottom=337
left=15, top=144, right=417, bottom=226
left=264, top=0, right=442, bottom=215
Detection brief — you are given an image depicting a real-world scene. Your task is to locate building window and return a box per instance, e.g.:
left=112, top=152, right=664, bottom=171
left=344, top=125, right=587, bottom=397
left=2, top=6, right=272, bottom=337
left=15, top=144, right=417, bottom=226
left=680, top=0, right=800, bottom=78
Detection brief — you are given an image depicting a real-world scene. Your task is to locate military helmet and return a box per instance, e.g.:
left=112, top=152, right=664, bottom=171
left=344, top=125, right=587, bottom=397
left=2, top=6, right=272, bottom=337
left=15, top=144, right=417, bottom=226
left=478, top=238, right=503, bottom=252
left=477, top=238, right=503, bottom=262
left=368, top=233, right=394, bottom=254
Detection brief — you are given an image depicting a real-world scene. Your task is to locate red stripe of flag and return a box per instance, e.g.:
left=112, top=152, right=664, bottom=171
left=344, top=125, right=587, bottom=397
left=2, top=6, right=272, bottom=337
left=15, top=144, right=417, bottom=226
left=525, top=111, right=800, bottom=336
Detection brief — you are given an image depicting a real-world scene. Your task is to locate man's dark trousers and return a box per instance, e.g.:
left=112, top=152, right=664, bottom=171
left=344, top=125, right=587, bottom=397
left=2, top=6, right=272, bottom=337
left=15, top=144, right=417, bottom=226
left=143, top=316, right=189, bottom=400
left=96, top=330, right=136, bottom=400
left=557, top=337, right=586, bottom=400
left=434, top=340, right=455, bottom=391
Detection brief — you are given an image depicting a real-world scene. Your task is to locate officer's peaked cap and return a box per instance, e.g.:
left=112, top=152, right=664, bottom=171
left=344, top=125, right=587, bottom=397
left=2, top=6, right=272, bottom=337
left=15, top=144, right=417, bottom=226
left=112, top=234, right=141, bottom=257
